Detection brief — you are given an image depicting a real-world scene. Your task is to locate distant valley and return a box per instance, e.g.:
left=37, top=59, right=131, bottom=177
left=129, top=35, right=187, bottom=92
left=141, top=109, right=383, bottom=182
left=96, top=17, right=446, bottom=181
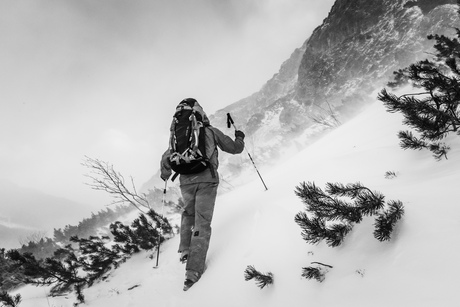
left=0, top=179, right=94, bottom=249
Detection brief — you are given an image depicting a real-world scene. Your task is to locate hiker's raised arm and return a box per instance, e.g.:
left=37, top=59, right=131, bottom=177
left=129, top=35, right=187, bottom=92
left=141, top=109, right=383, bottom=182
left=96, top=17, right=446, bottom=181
left=212, top=127, right=245, bottom=154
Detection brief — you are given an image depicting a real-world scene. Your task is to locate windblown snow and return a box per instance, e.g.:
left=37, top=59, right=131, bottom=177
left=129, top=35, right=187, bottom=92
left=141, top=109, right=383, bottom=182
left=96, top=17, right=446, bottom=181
left=13, top=101, right=460, bottom=307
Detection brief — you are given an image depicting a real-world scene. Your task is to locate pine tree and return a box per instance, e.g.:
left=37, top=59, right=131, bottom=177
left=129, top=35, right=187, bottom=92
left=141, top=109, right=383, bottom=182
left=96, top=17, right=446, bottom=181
left=378, top=16, right=460, bottom=160
left=244, top=265, right=274, bottom=289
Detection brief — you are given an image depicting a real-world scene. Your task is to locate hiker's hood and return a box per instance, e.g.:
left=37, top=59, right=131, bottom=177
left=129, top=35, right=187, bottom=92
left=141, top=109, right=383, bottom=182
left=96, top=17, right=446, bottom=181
left=193, top=100, right=210, bottom=125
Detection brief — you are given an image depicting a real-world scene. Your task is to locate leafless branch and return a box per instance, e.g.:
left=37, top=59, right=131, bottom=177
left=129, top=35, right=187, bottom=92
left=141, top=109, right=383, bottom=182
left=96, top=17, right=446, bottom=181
left=82, top=156, right=150, bottom=213
left=311, top=262, right=334, bottom=268
left=310, top=99, right=341, bottom=128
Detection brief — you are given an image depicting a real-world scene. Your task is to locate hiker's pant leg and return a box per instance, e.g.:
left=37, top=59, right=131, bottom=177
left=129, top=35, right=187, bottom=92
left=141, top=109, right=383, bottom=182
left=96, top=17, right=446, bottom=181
left=178, top=184, right=197, bottom=253
left=186, top=182, right=218, bottom=275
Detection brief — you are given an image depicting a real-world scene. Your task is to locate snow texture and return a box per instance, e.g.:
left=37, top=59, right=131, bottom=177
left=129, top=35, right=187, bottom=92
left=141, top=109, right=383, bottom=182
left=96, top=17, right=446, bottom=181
left=13, top=101, right=460, bottom=306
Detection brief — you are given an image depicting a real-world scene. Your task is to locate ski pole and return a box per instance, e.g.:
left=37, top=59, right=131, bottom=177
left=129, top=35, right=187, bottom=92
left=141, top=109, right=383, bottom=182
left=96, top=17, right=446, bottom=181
left=227, top=113, right=268, bottom=191
left=155, top=180, right=167, bottom=267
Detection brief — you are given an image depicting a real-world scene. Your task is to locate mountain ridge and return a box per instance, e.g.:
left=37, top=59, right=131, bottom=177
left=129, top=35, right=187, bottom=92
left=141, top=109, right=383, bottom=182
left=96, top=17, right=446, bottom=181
left=210, top=1, right=459, bottom=161
left=142, top=0, right=459, bottom=194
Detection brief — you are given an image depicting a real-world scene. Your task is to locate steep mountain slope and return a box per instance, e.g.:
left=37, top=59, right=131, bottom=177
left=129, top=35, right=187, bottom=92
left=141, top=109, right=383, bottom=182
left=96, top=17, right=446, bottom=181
left=210, top=0, right=458, bottom=168
left=15, top=101, right=460, bottom=307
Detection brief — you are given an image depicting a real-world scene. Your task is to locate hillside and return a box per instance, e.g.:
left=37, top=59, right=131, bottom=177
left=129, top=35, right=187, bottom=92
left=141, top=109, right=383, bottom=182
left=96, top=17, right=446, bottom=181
left=13, top=101, right=460, bottom=306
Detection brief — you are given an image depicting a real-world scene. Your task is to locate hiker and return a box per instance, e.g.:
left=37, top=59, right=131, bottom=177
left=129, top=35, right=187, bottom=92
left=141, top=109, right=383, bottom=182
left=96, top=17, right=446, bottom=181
left=160, top=98, right=245, bottom=291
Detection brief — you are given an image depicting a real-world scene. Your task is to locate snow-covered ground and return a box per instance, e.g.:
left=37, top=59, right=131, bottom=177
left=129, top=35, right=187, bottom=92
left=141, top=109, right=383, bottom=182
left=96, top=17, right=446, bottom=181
left=13, top=101, right=460, bottom=306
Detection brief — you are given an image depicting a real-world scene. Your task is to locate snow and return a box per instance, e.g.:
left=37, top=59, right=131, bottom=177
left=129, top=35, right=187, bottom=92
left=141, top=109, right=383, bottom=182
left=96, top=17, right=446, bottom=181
left=13, top=101, right=460, bottom=306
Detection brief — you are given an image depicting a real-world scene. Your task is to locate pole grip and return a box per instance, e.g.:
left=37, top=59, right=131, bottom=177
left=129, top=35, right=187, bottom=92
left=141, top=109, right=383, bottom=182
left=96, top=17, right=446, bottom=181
left=227, top=113, right=235, bottom=129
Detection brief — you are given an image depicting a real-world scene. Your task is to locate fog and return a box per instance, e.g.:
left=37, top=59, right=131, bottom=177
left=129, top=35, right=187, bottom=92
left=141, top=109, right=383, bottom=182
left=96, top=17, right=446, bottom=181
left=0, top=0, right=334, bottom=206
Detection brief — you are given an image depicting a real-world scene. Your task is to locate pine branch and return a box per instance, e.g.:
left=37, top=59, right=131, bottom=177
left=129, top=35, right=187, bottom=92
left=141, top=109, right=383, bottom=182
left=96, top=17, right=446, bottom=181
left=295, top=182, right=404, bottom=246
left=295, top=182, right=362, bottom=223
left=378, top=26, right=460, bottom=160
left=374, top=201, right=405, bottom=241
left=301, top=266, right=327, bottom=283
left=0, top=291, right=22, bottom=307
left=244, top=265, right=274, bottom=289
left=294, top=213, right=352, bottom=247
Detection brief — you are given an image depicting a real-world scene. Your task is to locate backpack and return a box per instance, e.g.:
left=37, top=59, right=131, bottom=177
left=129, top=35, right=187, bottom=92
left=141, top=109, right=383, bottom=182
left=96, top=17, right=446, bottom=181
left=168, top=98, right=214, bottom=181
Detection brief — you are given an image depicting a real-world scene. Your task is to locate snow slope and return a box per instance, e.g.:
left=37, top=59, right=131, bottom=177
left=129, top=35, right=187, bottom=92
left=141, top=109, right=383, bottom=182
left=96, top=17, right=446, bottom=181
left=14, top=101, right=460, bottom=306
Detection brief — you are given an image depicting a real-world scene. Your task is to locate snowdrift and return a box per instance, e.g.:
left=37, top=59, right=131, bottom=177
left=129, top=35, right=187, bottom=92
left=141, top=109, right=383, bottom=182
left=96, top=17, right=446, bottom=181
left=14, top=101, right=460, bottom=307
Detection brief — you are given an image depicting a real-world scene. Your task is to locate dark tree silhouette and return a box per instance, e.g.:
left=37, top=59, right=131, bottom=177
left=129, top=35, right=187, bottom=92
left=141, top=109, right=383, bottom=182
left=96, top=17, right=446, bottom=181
left=0, top=291, right=22, bottom=307
left=378, top=8, right=460, bottom=160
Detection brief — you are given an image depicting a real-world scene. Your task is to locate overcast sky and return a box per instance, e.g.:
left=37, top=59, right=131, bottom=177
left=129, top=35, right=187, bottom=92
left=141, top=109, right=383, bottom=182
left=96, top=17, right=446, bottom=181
left=0, top=0, right=334, bottom=206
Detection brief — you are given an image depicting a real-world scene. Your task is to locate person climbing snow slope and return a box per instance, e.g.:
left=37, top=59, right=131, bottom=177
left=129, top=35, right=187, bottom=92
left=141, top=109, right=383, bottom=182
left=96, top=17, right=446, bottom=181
left=160, top=98, right=245, bottom=291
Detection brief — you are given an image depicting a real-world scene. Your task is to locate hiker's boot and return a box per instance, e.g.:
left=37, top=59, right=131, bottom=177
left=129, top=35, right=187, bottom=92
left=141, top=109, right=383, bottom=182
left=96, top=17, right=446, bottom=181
left=183, top=270, right=200, bottom=291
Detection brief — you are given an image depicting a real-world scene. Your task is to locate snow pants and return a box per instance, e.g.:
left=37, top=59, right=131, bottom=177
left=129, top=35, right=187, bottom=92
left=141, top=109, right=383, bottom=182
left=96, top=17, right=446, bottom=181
left=178, top=182, right=218, bottom=277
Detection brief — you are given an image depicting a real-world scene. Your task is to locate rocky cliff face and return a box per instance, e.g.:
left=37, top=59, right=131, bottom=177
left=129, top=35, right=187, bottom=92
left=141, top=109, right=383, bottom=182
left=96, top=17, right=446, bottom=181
left=209, top=0, right=458, bottom=172
left=296, top=0, right=457, bottom=106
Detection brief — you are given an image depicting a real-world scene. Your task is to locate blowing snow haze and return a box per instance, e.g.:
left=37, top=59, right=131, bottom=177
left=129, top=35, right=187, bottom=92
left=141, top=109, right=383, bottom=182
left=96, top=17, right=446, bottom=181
left=3, top=0, right=460, bottom=304
left=0, top=0, right=334, bottom=207
left=144, top=0, right=460, bottom=190
left=1, top=0, right=458, bottom=249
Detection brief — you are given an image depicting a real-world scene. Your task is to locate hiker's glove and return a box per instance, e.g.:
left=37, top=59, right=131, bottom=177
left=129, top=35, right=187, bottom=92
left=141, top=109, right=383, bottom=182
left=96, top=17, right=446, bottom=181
left=160, top=170, right=171, bottom=182
left=235, top=130, right=245, bottom=140
left=160, top=174, right=170, bottom=182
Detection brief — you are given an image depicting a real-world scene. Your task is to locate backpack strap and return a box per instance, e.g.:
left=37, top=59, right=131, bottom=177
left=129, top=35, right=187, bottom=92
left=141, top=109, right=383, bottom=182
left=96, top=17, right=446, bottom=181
left=206, top=127, right=217, bottom=179
left=171, top=171, right=180, bottom=182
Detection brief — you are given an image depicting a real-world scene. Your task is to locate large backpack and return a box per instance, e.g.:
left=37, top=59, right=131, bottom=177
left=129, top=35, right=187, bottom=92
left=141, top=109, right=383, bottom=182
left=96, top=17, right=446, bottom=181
left=168, top=98, right=214, bottom=181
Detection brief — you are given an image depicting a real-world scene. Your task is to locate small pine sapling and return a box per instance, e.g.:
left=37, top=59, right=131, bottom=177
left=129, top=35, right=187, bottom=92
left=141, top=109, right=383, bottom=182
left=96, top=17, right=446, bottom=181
left=302, top=266, right=324, bottom=282
left=302, top=262, right=333, bottom=282
left=244, top=265, right=274, bottom=289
